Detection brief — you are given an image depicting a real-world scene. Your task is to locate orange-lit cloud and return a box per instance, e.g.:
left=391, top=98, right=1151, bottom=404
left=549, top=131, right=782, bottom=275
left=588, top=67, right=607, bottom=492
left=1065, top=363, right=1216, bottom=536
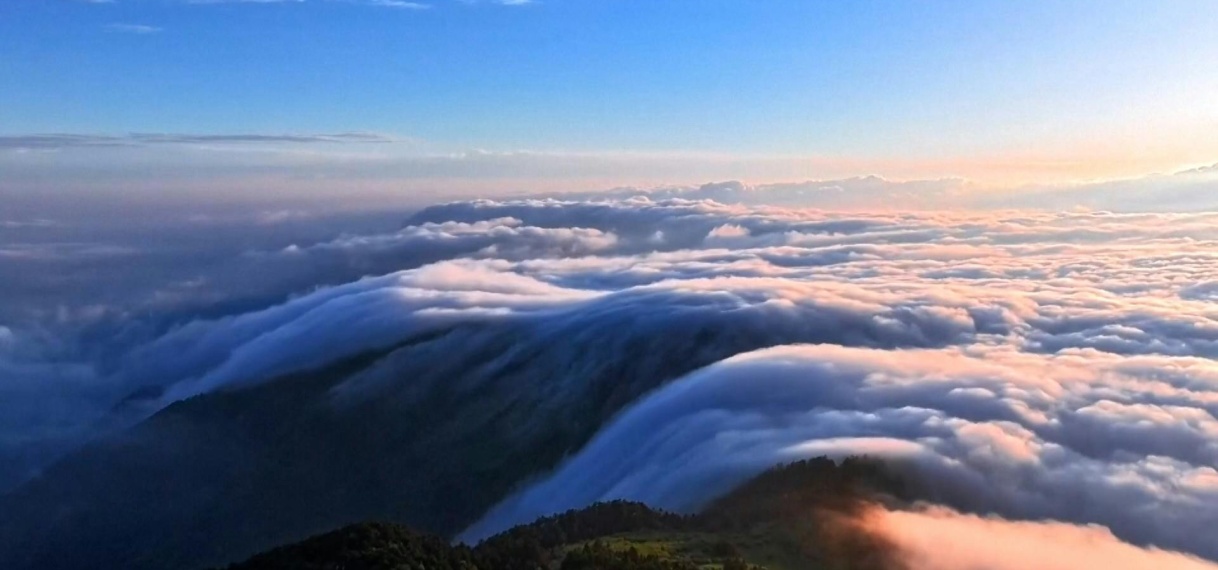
left=868, top=506, right=1218, bottom=570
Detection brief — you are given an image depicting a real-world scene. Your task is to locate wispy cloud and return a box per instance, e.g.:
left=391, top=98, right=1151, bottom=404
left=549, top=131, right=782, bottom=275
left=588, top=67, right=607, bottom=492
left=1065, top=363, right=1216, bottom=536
left=185, top=0, right=305, bottom=4
left=359, top=0, right=431, bottom=8
left=185, top=0, right=429, bottom=6
left=105, top=23, right=163, bottom=34
left=0, top=132, right=401, bottom=150
left=1177, top=162, right=1218, bottom=175
left=131, top=132, right=402, bottom=144
left=458, top=0, right=538, bottom=5
left=181, top=0, right=525, bottom=7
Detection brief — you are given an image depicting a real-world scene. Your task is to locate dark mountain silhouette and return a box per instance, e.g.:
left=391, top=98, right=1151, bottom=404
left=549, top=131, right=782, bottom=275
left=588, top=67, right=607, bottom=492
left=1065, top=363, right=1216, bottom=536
left=0, top=315, right=827, bottom=570
left=226, top=458, right=909, bottom=570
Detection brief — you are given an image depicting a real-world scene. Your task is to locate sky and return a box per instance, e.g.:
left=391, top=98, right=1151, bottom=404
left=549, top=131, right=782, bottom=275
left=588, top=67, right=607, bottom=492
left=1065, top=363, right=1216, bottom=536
left=2, top=0, right=1218, bottom=206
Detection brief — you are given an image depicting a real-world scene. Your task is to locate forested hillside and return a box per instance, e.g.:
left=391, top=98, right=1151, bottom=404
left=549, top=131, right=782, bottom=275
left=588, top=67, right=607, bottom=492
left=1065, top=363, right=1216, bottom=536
left=227, top=457, right=906, bottom=570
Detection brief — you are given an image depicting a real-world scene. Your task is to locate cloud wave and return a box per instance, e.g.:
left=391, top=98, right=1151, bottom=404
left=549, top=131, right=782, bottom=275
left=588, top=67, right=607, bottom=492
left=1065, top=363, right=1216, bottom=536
left=459, top=344, right=1218, bottom=560
left=4, top=196, right=1218, bottom=565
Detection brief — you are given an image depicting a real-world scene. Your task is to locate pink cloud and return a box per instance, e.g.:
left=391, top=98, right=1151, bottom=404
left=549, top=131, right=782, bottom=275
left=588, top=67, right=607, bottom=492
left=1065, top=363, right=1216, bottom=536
left=869, top=506, right=1218, bottom=570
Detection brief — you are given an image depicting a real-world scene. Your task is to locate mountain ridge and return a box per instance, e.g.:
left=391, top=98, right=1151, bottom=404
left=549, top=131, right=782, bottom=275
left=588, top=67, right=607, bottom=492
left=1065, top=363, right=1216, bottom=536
left=225, top=457, right=907, bottom=570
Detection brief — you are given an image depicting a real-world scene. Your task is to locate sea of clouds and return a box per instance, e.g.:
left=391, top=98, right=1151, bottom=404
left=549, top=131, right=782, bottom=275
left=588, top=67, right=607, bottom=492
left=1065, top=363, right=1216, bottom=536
left=3, top=188, right=1218, bottom=566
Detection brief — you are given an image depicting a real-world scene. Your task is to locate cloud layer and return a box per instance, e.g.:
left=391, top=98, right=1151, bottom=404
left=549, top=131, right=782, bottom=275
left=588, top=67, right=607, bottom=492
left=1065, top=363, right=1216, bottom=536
left=3, top=195, right=1218, bottom=564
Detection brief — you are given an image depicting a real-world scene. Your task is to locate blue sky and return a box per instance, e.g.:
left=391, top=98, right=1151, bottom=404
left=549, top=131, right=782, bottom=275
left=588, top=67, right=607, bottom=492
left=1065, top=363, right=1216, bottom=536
left=2, top=0, right=1217, bottom=203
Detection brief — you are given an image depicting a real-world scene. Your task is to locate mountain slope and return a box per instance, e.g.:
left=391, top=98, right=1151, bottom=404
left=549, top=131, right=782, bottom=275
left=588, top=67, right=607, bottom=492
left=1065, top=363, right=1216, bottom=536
left=0, top=311, right=842, bottom=570
left=226, top=458, right=907, bottom=570
left=224, top=523, right=480, bottom=570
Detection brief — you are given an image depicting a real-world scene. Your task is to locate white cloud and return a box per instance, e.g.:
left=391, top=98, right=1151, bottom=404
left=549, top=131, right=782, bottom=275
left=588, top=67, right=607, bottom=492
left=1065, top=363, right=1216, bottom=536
left=7, top=196, right=1218, bottom=563
left=354, top=0, right=431, bottom=7
left=105, top=23, right=163, bottom=34
left=186, top=0, right=305, bottom=4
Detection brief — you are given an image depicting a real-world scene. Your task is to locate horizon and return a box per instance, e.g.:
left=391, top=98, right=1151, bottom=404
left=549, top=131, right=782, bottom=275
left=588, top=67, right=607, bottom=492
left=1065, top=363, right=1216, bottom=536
left=4, top=0, right=1218, bottom=207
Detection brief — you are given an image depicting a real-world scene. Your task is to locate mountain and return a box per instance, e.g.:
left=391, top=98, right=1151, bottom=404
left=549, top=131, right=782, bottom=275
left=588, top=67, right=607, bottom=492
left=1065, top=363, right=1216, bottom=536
left=226, top=458, right=907, bottom=570
left=224, top=523, right=481, bottom=570
left=0, top=313, right=812, bottom=570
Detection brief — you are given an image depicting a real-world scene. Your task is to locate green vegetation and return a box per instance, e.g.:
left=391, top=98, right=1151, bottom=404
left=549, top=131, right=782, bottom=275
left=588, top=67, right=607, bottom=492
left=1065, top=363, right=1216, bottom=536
left=228, top=523, right=479, bottom=570
left=226, top=457, right=907, bottom=570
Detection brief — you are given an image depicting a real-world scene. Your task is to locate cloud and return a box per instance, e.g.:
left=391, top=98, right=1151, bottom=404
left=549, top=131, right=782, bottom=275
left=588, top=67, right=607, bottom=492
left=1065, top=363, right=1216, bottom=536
left=361, top=0, right=430, bottom=7
left=0, top=134, right=128, bottom=149
left=460, top=344, right=1218, bottom=560
left=0, top=132, right=400, bottom=150
left=456, top=0, right=537, bottom=5
left=866, top=506, right=1218, bottom=570
left=5, top=196, right=1218, bottom=564
left=185, top=0, right=305, bottom=4
left=327, top=0, right=433, bottom=7
left=981, top=164, right=1218, bottom=212
left=133, top=132, right=401, bottom=144
left=0, top=219, right=58, bottom=230
left=184, top=0, right=432, bottom=6
left=105, top=23, right=163, bottom=34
